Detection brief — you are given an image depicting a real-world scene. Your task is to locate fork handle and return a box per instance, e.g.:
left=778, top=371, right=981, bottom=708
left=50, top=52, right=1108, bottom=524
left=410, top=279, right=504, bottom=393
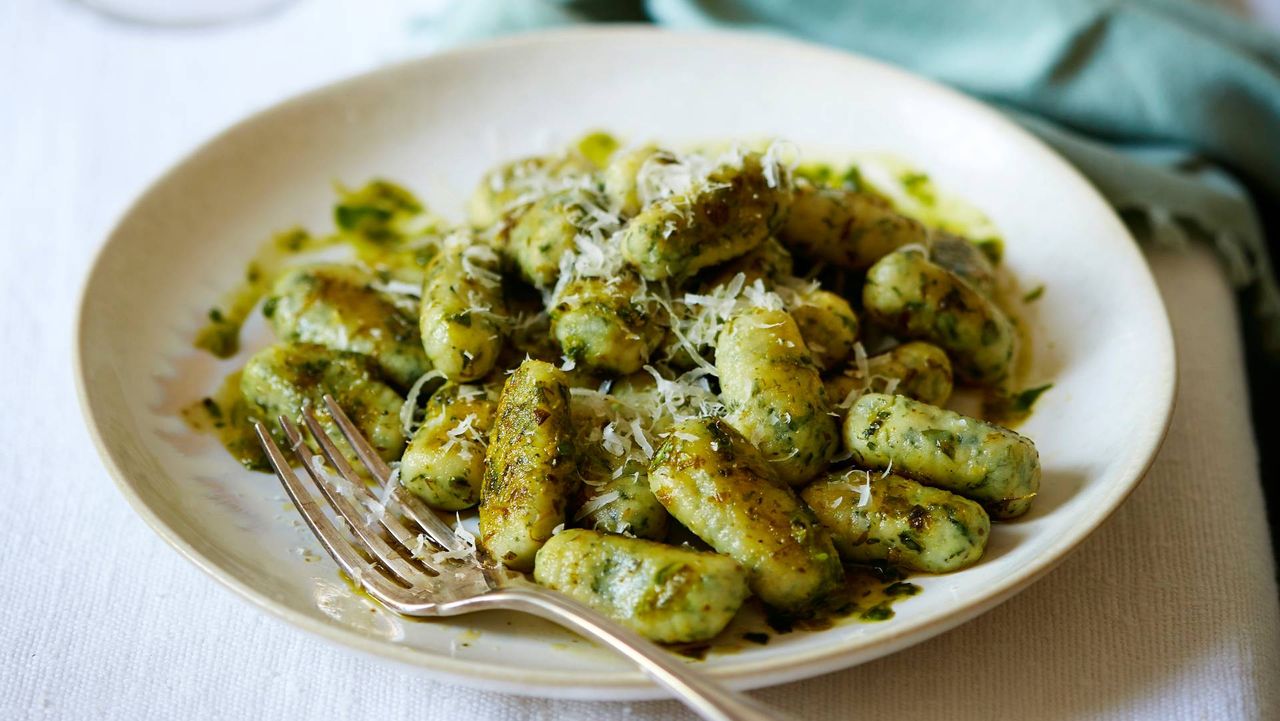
left=456, top=584, right=796, bottom=721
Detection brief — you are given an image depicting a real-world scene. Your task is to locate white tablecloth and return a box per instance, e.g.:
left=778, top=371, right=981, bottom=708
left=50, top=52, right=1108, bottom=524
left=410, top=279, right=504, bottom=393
left=2, top=1, right=1277, bottom=719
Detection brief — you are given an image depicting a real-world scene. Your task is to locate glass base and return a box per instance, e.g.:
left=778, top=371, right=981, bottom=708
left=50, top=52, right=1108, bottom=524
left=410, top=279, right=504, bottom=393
left=79, top=0, right=297, bottom=27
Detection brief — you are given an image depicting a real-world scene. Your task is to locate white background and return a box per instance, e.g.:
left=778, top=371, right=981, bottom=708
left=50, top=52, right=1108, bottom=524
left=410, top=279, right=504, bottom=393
left=2, top=0, right=1278, bottom=718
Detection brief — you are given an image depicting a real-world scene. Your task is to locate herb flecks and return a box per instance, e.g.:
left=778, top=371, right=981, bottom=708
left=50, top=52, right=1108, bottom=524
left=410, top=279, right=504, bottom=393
left=1011, top=384, right=1052, bottom=412
left=973, top=237, right=1004, bottom=265
left=984, top=383, right=1054, bottom=425
left=900, top=172, right=936, bottom=206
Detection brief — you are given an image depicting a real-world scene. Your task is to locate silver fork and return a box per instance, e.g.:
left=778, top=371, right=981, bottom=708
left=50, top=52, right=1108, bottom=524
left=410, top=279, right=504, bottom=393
left=255, top=395, right=792, bottom=721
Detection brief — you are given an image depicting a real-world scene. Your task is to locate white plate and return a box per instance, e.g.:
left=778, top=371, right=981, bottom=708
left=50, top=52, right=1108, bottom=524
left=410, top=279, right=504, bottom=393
left=75, top=27, right=1175, bottom=700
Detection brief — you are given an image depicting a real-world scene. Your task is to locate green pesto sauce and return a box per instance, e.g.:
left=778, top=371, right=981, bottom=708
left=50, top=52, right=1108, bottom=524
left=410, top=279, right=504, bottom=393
left=975, top=236, right=1004, bottom=265
left=333, top=180, right=446, bottom=278
left=180, top=370, right=269, bottom=471
left=899, top=171, right=937, bottom=206
left=188, top=141, right=1041, bottom=653
left=795, top=161, right=872, bottom=194
left=194, top=180, right=443, bottom=360
left=575, top=131, right=621, bottom=169
left=195, top=227, right=336, bottom=358
left=768, top=563, right=921, bottom=630
left=984, top=383, right=1054, bottom=427
left=334, top=179, right=424, bottom=239
left=801, top=156, right=1050, bottom=424
left=670, top=564, right=921, bottom=659
left=340, top=551, right=919, bottom=659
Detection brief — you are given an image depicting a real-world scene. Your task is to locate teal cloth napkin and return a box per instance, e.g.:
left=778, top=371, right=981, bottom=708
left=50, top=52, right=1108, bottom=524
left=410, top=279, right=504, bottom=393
left=411, top=0, right=1280, bottom=349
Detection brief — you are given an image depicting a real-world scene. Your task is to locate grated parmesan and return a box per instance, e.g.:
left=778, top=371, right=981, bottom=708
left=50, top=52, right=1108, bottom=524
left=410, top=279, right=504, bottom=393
left=400, top=370, right=444, bottom=434
left=572, top=489, right=623, bottom=521
left=854, top=470, right=873, bottom=508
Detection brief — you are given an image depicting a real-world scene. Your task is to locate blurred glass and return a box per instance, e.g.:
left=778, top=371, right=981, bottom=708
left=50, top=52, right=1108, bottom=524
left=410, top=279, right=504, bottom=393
left=80, top=0, right=296, bottom=26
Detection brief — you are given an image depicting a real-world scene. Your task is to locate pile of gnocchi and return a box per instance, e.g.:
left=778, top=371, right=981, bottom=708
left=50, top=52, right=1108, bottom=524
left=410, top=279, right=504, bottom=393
left=193, top=133, right=1042, bottom=645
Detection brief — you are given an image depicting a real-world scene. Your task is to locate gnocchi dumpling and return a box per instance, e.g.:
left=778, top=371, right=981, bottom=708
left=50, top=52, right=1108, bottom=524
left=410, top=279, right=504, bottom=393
left=649, top=417, right=843, bottom=612
left=825, top=341, right=954, bottom=408
left=863, top=248, right=1017, bottom=386
left=240, top=343, right=405, bottom=463
left=550, top=269, right=664, bottom=374
left=716, top=306, right=838, bottom=485
left=478, top=360, right=578, bottom=571
left=621, top=152, right=791, bottom=281
left=400, top=383, right=498, bottom=511
left=419, top=239, right=506, bottom=382
left=266, top=264, right=431, bottom=389
left=802, top=469, right=990, bottom=573
left=534, top=529, right=749, bottom=643
left=780, top=182, right=926, bottom=270
left=843, top=393, right=1040, bottom=519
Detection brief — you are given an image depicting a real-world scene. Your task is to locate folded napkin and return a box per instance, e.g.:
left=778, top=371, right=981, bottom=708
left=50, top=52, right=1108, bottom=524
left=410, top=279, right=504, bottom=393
left=409, top=0, right=1280, bottom=352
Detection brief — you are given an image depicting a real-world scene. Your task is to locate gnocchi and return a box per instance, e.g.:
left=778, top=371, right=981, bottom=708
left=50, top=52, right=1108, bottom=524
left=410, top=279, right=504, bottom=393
left=400, top=382, right=498, bottom=511
left=780, top=181, right=925, bottom=269
left=621, top=152, right=790, bottom=281
left=843, top=393, right=1041, bottom=519
left=266, top=264, right=431, bottom=390
left=802, top=469, right=990, bottom=573
left=478, top=359, right=578, bottom=571
left=716, top=306, right=838, bottom=485
left=418, top=239, right=507, bottom=382
left=826, top=341, right=953, bottom=408
left=534, top=529, right=748, bottom=643
left=194, top=133, right=1049, bottom=642
left=649, top=417, right=843, bottom=612
left=240, top=342, right=405, bottom=462
left=863, top=247, right=1017, bottom=386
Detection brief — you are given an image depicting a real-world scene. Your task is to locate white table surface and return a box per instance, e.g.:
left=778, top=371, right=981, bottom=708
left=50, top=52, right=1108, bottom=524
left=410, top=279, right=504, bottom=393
left=3, top=1, right=1278, bottom=719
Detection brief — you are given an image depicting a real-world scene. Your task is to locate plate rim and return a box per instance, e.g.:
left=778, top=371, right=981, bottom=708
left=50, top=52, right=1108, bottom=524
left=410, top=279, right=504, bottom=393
left=74, top=24, right=1178, bottom=698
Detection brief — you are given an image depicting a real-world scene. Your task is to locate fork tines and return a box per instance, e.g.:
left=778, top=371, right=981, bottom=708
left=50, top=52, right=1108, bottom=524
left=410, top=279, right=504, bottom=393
left=254, top=395, right=487, bottom=611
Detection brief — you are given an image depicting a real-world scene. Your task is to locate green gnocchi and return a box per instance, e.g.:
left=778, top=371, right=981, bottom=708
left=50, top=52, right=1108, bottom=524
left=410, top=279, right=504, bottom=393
left=843, top=393, right=1041, bottom=519
left=240, top=342, right=405, bottom=463
left=620, top=152, right=791, bottom=281
left=826, top=341, right=954, bottom=408
left=550, top=269, right=664, bottom=374
left=400, top=382, right=498, bottom=511
left=863, top=247, right=1017, bottom=386
left=478, top=359, right=578, bottom=571
left=780, top=181, right=926, bottom=269
left=418, top=239, right=507, bottom=382
left=266, top=264, right=430, bottom=390
left=194, top=133, right=1049, bottom=642
left=534, top=529, right=748, bottom=643
left=573, top=461, right=670, bottom=540
left=802, top=469, right=990, bottom=573
left=716, top=306, right=838, bottom=486
left=649, top=417, right=843, bottom=612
